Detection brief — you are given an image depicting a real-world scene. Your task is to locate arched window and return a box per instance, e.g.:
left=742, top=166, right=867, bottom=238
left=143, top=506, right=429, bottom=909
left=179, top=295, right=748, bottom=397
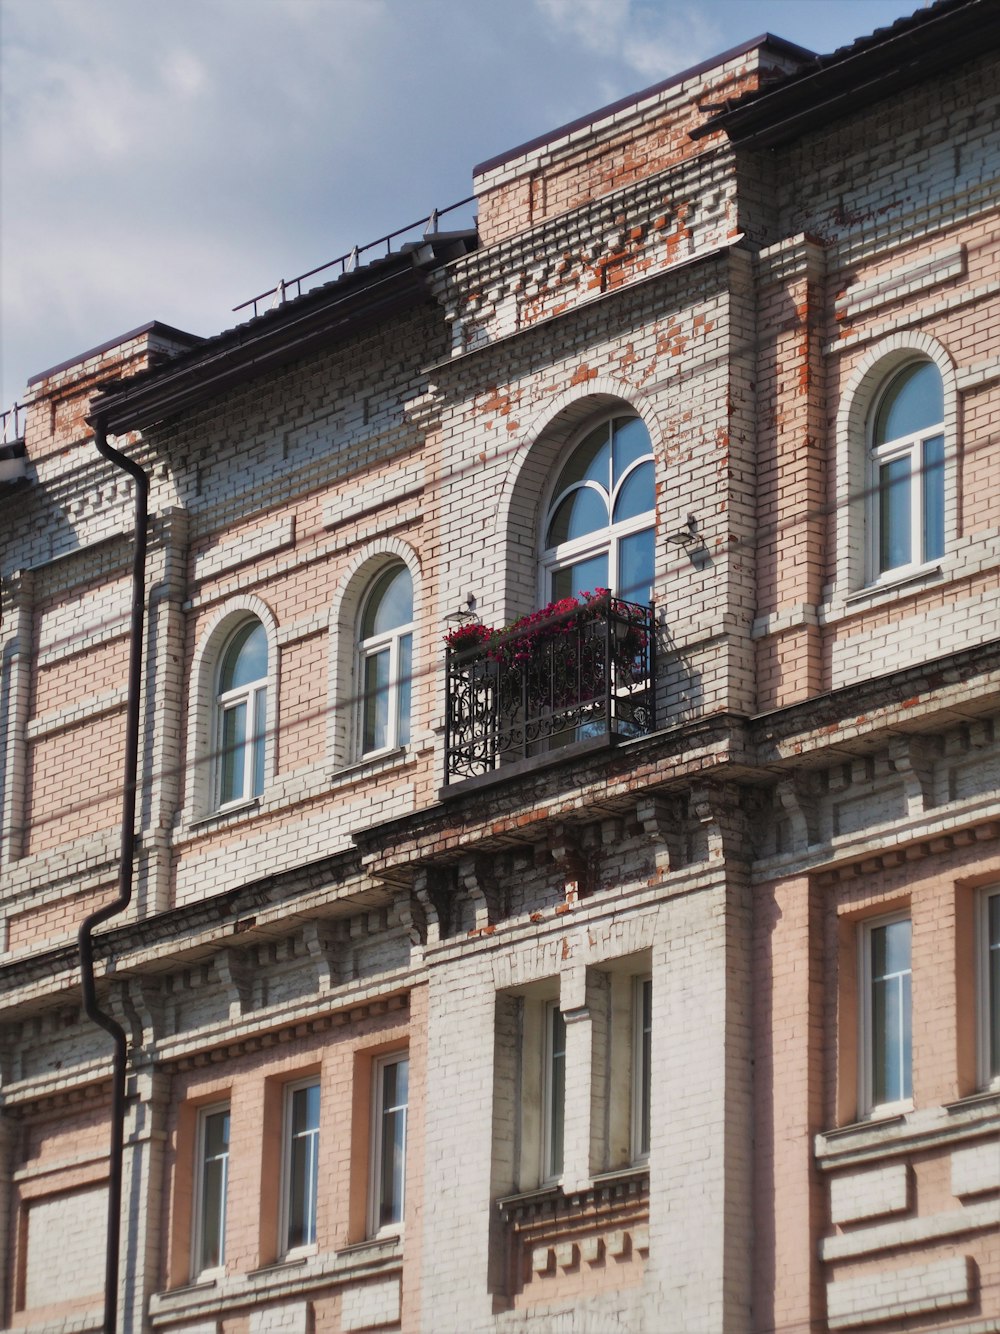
left=541, top=416, right=655, bottom=605
left=358, top=564, right=413, bottom=756
left=216, top=619, right=268, bottom=807
left=868, top=360, right=944, bottom=578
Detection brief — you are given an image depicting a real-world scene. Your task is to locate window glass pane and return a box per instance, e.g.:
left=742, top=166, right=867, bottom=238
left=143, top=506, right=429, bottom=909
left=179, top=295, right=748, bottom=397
left=219, top=621, right=267, bottom=691
left=287, top=1084, right=319, bottom=1249
left=397, top=634, right=412, bottom=748
left=220, top=702, right=246, bottom=803
left=252, top=688, right=266, bottom=796
left=988, top=893, right=1000, bottom=1078
left=879, top=456, right=911, bottom=572
left=199, top=1109, right=229, bottom=1271
left=618, top=527, right=655, bottom=604
left=363, top=649, right=390, bottom=752
left=611, top=417, right=652, bottom=487
left=639, top=979, right=652, bottom=1159
left=546, top=487, right=609, bottom=546
left=613, top=460, right=655, bottom=523
left=553, top=422, right=611, bottom=496
left=922, top=433, right=945, bottom=561
left=362, top=566, right=413, bottom=638
left=871, top=920, right=911, bottom=1105
left=378, top=1058, right=408, bottom=1229
left=550, top=553, right=609, bottom=602
left=548, top=1007, right=566, bottom=1177
left=874, top=362, right=943, bottom=443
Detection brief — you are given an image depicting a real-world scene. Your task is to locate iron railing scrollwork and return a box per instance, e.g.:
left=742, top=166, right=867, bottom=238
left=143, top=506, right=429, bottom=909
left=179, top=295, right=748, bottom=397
left=445, top=597, right=655, bottom=783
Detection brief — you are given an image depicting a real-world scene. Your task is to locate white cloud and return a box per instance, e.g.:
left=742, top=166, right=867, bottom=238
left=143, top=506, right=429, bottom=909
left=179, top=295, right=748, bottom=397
left=0, top=0, right=926, bottom=411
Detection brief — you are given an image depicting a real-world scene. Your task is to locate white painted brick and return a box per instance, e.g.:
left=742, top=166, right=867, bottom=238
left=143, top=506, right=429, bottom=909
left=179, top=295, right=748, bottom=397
left=827, top=1256, right=973, bottom=1329
left=829, top=1163, right=910, bottom=1224
left=951, top=1140, right=1000, bottom=1197
left=24, top=1185, right=108, bottom=1308
left=341, top=1277, right=401, bottom=1331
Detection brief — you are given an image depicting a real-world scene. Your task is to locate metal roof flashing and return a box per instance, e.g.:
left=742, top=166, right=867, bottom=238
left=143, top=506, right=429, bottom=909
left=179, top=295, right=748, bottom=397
left=89, top=232, right=477, bottom=435
left=695, top=0, right=995, bottom=148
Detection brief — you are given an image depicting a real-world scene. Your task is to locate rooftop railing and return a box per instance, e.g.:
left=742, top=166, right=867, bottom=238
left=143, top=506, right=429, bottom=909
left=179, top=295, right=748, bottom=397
left=445, top=594, right=655, bottom=785
left=234, top=196, right=477, bottom=319
left=1, top=402, right=25, bottom=444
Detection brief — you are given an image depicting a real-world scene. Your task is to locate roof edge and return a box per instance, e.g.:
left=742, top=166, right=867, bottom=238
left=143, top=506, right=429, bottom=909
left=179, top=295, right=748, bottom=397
left=28, top=321, right=203, bottom=388
left=472, top=33, right=815, bottom=179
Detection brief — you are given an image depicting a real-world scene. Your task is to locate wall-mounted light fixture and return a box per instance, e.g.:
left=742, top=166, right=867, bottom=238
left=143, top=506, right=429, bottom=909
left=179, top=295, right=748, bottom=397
left=445, top=592, right=478, bottom=624
left=666, top=514, right=700, bottom=547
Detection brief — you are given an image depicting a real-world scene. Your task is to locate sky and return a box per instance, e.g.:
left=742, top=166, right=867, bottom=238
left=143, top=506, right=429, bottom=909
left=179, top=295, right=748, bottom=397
left=1, top=0, right=928, bottom=418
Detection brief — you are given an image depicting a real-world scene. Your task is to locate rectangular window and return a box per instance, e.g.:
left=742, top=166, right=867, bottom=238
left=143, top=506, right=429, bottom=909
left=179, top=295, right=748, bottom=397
left=370, top=1055, right=409, bottom=1234
left=542, top=1001, right=566, bottom=1181
left=192, top=1105, right=229, bottom=1276
left=632, top=977, right=652, bottom=1161
left=980, top=887, right=1000, bottom=1087
left=860, top=915, right=912, bottom=1113
left=282, top=1080, right=320, bottom=1252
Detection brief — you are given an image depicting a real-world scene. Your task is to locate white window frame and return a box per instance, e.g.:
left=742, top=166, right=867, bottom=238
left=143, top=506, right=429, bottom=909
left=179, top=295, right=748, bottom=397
left=538, top=414, right=655, bottom=607
left=357, top=567, right=414, bottom=760
left=977, top=885, right=1000, bottom=1090
left=631, top=976, right=652, bottom=1163
left=368, top=1053, right=409, bottom=1236
left=865, top=361, right=945, bottom=585
left=191, top=1102, right=229, bottom=1279
left=541, top=1000, right=566, bottom=1184
left=280, top=1078, right=320, bottom=1255
left=859, top=913, right=913, bottom=1117
left=215, top=622, right=268, bottom=811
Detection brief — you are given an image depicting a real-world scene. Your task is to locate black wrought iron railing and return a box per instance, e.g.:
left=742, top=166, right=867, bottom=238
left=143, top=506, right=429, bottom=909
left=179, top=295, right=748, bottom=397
left=445, top=596, right=655, bottom=784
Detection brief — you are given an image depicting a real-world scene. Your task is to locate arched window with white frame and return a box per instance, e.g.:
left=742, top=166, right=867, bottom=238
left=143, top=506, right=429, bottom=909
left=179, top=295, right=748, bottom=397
left=358, top=563, right=413, bottom=757
left=215, top=618, right=268, bottom=808
left=867, top=359, right=945, bottom=580
left=540, top=414, right=655, bottom=606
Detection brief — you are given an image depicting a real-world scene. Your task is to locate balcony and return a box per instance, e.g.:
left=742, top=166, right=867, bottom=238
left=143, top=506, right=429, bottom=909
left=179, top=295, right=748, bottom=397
left=445, top=593, right=655, bottom=786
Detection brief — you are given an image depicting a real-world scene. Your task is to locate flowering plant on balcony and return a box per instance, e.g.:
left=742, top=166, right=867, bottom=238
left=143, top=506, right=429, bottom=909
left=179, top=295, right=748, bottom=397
left=445, top=590, right=647, bottom=710
left=443, top=620, right=495, bottom=656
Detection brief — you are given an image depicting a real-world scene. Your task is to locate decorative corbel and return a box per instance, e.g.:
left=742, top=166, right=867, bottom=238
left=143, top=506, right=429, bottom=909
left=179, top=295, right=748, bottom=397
left=413, top=865, right=456, bottom=944
left=549, top=822, right=592, bottom=903
left=302, top=921, right=342, bottom=995
left=458, top=853, right=505, bottom=929
left=636, top=797, right=684, bottom=877
left=690, top=784, right=745, bottom=863
left=889, top=734, right=939, bottom=816
left=775, top=774, right=821, bottom=851
left=215, top=948, right=253, bottom=1021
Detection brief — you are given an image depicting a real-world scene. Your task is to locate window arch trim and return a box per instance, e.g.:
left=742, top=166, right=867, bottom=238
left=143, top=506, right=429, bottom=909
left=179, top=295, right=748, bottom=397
left=185, top=596, right=279, bottom=823
left=834, top=333, right=957, bottom=598
left=327, top=541, right=423, bottom=771
left=537, top=409, right=656, bottom=608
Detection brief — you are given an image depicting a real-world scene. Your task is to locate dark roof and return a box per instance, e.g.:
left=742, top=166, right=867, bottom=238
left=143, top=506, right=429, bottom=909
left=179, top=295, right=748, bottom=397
left=28, top=321, right=203, bottom=387
left=91, top=232, right=476, bottom=435
left=696, top=0, right=1000, bottom=148
left=473, top=34, right=816, bottom=178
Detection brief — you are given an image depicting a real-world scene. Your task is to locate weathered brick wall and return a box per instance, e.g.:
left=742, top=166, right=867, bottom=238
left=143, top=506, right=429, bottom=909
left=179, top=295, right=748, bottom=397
left=474, top=42, right=806, bottom=247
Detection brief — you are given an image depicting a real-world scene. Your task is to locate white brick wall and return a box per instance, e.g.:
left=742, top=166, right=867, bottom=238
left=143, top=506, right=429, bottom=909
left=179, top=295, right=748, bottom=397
left=826, top=1255, right=974, bottom=1329
left=829, top=1164, right=910, bottom=1224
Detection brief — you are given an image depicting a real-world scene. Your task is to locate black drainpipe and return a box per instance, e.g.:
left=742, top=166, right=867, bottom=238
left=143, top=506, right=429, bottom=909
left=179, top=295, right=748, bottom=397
left=77, top=415, right=149, bottom=1334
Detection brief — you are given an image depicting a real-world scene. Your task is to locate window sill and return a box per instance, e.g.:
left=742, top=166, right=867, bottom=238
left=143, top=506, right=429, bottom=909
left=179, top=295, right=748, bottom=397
left=845, top=562, right=943, bottom=606
left=329, top=746, right=411, bottom=789
left=341, top=1231, right=403, bottom=1258
left=816, top=1096, right=1000, bottom=1168
left=186, top=797, right=261, bottom=833
left=150, top=1242, right=403, bottom=1326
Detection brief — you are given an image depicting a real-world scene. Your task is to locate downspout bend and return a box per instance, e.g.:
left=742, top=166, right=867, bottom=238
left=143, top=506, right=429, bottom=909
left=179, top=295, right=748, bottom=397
left=77, top=415, right=149, bottom=1334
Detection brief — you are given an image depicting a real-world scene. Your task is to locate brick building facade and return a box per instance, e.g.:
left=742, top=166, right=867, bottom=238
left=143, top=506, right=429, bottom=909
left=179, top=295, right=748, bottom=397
left=1, top=2, right=998, bottom=1330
